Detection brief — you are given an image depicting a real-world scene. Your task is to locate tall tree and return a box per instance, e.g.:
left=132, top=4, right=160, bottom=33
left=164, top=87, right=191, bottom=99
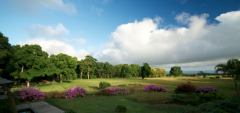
left=130, top=64, right=140, bottom=77
left=103, top=62, right=111, bottom=78
left=96, top=62, right=105, bottom=78
left=84, top=55, right=98, bottom=79
left=9, top=44, right=57, bottom=88
left=170, top=66, right=183, bottom=77
left=115, top=64, right=124, bottom=77
left=109, top=64, right=116, bottom=78
left=140, top=63, right=152, bottom=79
left=0, top=32, right=12, bottom=65
left=49, top=53, right=77, bottom=82
left=77, top=59, right=87, bottom=79
left=214, top=64, right=229, bottom=75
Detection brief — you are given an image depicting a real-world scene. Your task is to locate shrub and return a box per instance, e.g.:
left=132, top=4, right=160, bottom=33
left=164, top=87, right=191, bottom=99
left=196, top=91, right=229, bottom=104
left=11, top=87, right=46, bottom=102
left=65, top=86, right=88, bottom=99
left=142, top=84, right=167, bottom=92
left=99, top=81, right=111, bottom=89
left=174, top=81, right=197, bottom=94
left=183, top=96, right=240, bottom=113
left=194, top=86, right=219, bottom=96
left=95, top=87, right=128, bottom=96
left=44, top=91, right=66, bottom=100
left=0, top=93, right=21, bottom=113
left=116, top=105, right=127, bottom=113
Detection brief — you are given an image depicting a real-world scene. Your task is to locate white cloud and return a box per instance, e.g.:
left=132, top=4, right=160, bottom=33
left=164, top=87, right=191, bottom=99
left=93, top=10, right=240, bottom=72
left=20, top=23, right=89, bottom=60
left=175, top=12, right=191, bottom=24
left=7, top=0, right=77, bottom=15
left=91, top=5, right=104, bottom=16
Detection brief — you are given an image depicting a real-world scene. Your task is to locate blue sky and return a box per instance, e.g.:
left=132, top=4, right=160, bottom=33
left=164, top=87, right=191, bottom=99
left=1, top=0, right=240, bottom=74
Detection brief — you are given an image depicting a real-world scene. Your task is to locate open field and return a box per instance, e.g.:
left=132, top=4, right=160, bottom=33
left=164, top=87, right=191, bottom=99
left=2, top=76, right=240, bottom=113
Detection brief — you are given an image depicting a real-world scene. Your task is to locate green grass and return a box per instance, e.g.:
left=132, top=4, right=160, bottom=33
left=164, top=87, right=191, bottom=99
left=5, top=76, right=240, bottom=113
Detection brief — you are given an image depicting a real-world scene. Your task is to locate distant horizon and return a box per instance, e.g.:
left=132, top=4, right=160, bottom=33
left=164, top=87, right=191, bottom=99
left=167, top=70, right=223, bottom=74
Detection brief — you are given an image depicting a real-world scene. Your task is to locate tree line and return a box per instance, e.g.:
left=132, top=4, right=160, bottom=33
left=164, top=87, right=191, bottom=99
left=0, top=32, right=168, bottom=88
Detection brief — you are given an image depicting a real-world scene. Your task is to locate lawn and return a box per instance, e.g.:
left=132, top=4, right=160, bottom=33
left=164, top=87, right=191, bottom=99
left=3, top=76, right=240, bottom=113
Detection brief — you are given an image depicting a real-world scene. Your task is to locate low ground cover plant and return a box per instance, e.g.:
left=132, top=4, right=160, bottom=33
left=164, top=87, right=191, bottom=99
left=196, top=91, right=229, bottom=104
left=174, top=81, right=197, bottom=94
left=142, top=84, right=167, bottom=92
left=94, top=86, right=128, bottom=96
left=183, top=96, right=240, bottom=113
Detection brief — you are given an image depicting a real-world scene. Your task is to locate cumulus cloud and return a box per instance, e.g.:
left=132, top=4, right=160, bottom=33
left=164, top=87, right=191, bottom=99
left=175, top=12, right=191, bottom=24
left=7, top=0, right=77, bottom=15
left=91, top=5, right=104, bottom=16
left=20, top=23, right=89, bottom=60
left=93, top=10, right=240, bottom=72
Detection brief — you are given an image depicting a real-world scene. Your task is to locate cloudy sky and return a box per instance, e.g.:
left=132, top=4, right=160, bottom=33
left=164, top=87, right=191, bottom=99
left=1, top=0, right=240, bottom=73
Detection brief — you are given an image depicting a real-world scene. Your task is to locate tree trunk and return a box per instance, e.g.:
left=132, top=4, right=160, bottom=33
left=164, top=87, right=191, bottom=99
left=60, top=73, right=62, bottom=82
left=80, top=71, right=83, bottom=79
left=26, top=80, right=30, bottom=88
left=233, top=75, right=240, bottom=96
left=57, top=75, right=59, bottom=81
left=87, top=71, right=90, bottom=79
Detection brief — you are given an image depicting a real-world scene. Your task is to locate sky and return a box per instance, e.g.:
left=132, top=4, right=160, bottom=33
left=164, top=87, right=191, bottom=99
left=1, top=0, right=240, bottom=74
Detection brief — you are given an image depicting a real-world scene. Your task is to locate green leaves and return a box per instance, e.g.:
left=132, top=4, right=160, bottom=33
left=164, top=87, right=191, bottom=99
left=170, top=66, right=183, bottom=77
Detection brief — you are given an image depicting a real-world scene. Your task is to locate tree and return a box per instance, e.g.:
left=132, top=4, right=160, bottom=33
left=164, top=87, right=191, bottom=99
left=130, top=64, right=140, bottom=77
left=109, top=64, right=116, bottom=78
left=198, top=71, right=207, bottom=78
left=49, top=53, right=77, bottom=82
left=115, top=64, right=124, bottom=77
left=77, top=59, right=87, bottom=79
left=215, top=58, right=240, bottom=96
left=103, top=62, right=111, bottom=78
left=8, top=44, right=57, bottom=88
left=0, top=32, right=12, bottom=65
left=84, top=55, right=98, bottom=79
left=170, top=66, right=183, bottom=77
left=140, top=63, right=152, bottom=79
left=96, top=62, right=105, bottom=78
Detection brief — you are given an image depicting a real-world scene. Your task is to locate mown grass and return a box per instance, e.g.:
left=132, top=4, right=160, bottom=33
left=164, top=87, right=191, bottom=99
left=4, top=76, right=240, bottom=113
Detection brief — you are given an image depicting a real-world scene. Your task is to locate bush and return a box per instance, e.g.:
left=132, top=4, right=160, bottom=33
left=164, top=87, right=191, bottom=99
left=95, top=87, right=128, bottom=96
left=174, top=81, right=197, bottom=94
left=196, top=91, right=229, bottom=104
left=182, top=96, right=240, bottom=113
left=142, top=84, right=167, bottom=92
left=99, top=81, right=111, bottom=89
left=65, top=86, right=88, bottom=99
left=194, top=86, right=220, bottom=96
left=44, top=91, right=66, bottom=100
left=11, top=87, right=46, bottom=102
left=116, top=105, right=127, bottom=113
left=0, top=93, right=21, bottom=113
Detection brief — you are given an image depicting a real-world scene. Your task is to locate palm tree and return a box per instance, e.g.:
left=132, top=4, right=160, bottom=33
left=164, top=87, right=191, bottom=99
left=214, top=64, right=229, bottom=75
left=215, top=58, right=240, bottom=96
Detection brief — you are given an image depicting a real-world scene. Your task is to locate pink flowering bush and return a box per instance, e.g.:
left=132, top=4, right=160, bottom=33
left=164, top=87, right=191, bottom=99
left=194, top=86, right=221, bottom=95
left=11, top=87, right=45, bottom=102
left=95, top=87, right=128, bottom=96
left=64, top=86, right=88, bottom=99
left=142, top=84, right=167, bottom=92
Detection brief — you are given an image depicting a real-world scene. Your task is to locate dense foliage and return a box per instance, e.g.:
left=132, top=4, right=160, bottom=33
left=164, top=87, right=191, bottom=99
left=174, top=81, right=198, bottom=94
left=116, top=105, right=127, bottom=113
left=99, top=81, right=111, bottom=89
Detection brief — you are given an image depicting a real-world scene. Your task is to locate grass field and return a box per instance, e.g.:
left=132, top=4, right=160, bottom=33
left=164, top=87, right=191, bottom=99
left=3, top=76, right=240, bottom=113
